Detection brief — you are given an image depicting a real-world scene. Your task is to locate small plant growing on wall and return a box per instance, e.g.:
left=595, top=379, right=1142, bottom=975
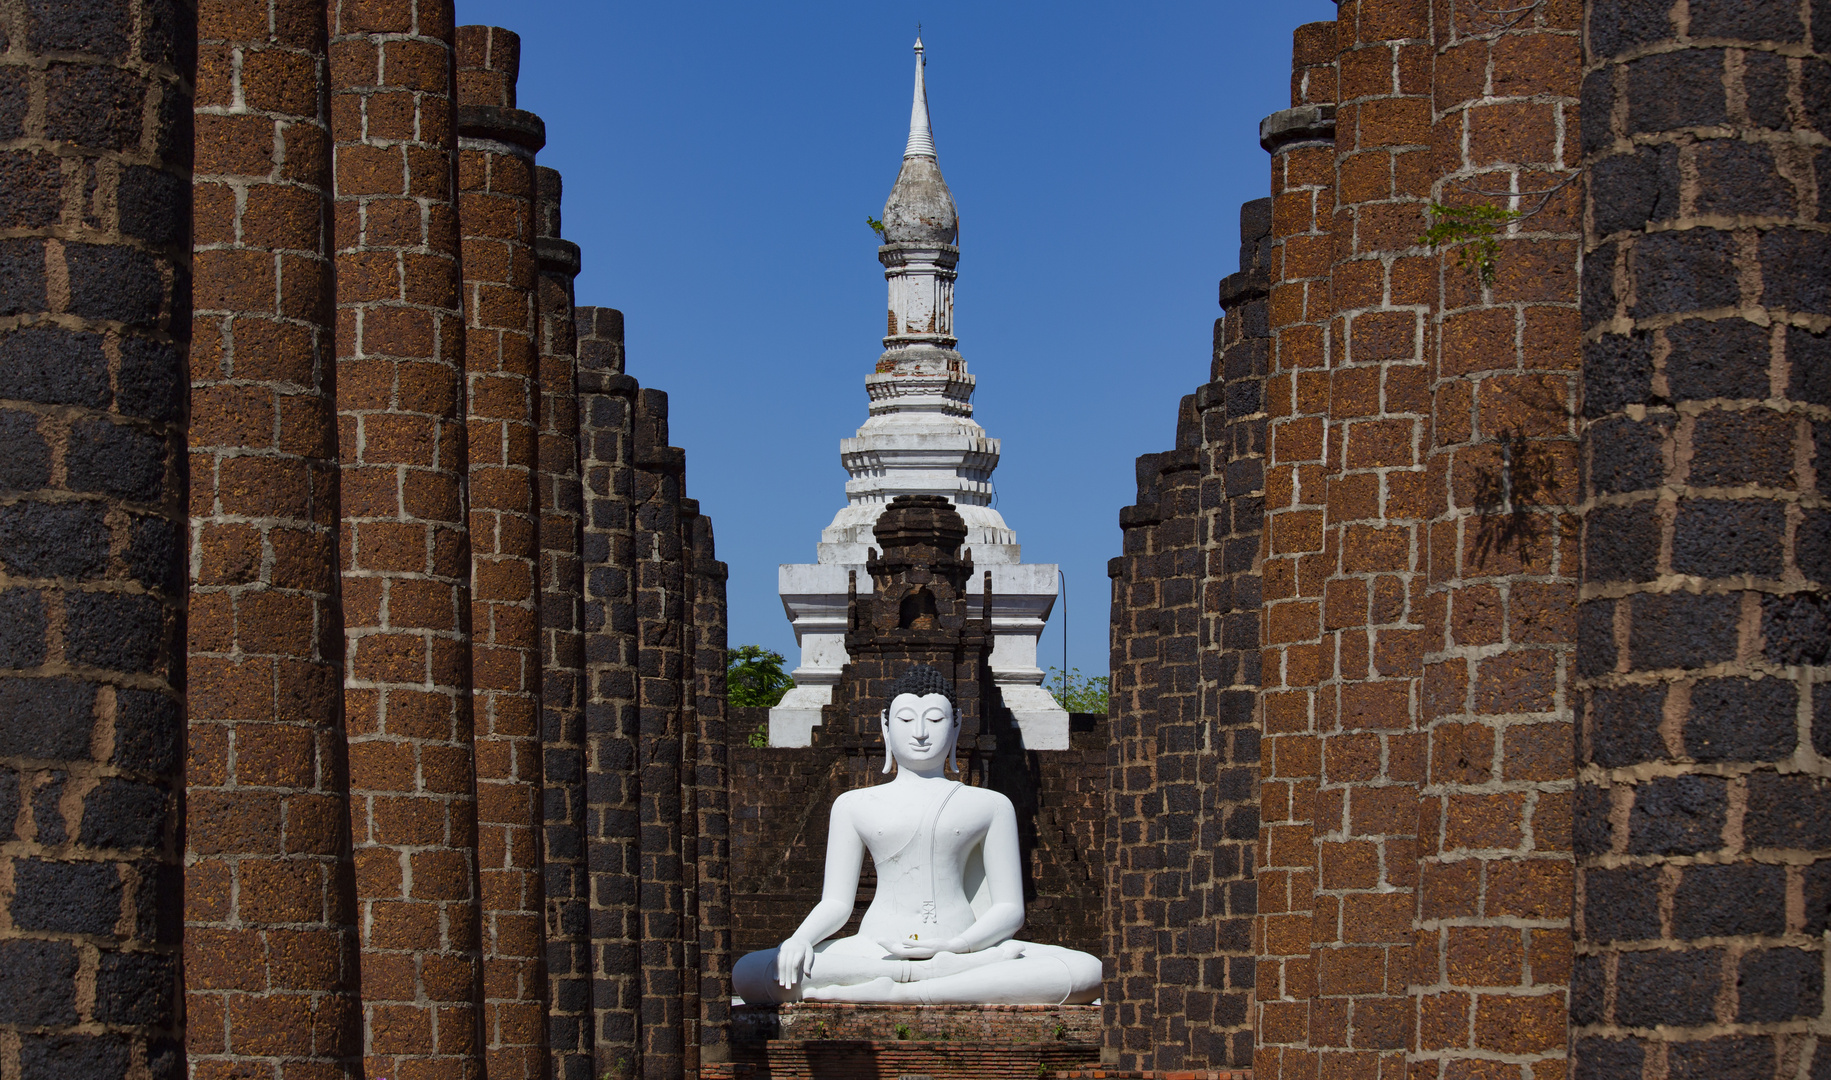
left=1420, top=202, right=1522, bottom=286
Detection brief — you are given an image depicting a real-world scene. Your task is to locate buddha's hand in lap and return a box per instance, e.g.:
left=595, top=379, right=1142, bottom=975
left=775, top=938, right=816, bottom=989
left=876, top=935, right=957, bottom=960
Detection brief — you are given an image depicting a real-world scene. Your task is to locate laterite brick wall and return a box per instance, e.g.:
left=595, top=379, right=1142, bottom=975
left=0, top=1, right=192, bottom=1076
left=189, top=1, right=359, bottom=1076
left=575, top=305, right=733, bottom=1076
left=535, top=164, right=594, bottom=1080
left=454, top=26, right=550, bottom=1080
left=1103, top=191, right=1271, bottom=1070
left=1575, top=0, right=1831, bottom=1074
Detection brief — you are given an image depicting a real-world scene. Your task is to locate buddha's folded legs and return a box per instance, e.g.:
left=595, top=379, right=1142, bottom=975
left=805, top=945, right=1101, bottom=1005
left=735, top=939, right=1102, bottom=1006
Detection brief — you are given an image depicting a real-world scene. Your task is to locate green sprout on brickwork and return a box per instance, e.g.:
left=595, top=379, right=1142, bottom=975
left=867, top=215, right=887, bottom=239
left=1420, top=202, right=1522, bottom=287
left=893, top=1022, right=914, bottom=1040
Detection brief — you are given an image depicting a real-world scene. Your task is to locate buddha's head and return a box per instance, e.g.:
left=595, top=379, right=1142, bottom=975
left=879, top=664, right=960, bottom=775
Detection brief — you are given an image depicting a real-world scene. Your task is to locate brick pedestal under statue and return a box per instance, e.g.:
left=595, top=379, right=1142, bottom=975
left=709, top=1003, right=1102, bottom=1080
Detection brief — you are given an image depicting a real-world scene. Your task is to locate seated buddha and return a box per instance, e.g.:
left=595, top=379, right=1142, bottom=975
left=731, top=664, right=1103, bottom=1005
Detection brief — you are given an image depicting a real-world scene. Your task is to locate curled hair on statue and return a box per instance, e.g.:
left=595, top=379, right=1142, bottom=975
left=881, top=663, right=956, bottom=718
left=879, top=663, right=962, bottom=774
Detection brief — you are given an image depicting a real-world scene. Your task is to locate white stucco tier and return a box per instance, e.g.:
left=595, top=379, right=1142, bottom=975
left=772, top=37, right=1069, bottom=751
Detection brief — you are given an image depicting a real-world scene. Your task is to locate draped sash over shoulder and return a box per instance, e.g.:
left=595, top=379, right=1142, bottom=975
left=871, top=780, right=965, bottom=938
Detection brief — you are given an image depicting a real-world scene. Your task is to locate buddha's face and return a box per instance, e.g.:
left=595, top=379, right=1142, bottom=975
left=884, top=692, right=956, bottom=771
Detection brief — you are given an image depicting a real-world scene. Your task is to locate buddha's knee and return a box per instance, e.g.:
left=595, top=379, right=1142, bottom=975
left=1055, top=950, right=1104, bottom=1003
left=733, top=948, right=785, bottom=1004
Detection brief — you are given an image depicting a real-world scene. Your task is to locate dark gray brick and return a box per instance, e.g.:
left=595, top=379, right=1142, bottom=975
left=0, top=588, right=47, bottom=668
left=1670, top=1037, right=1775, bottom=1080
left=1616, top=947, right=1722, bottom=1027
left=0, top=408, right=51, bottom=491
left=0, top=678, right=95, bottom=758
left=42, top=63, right=144, bottom=152
left=1672, top=862, right=1786, bottom=937
left=1591, top=145, right=1679, bottom=235
left=1587, top=416, right=1666, bottom=496
left=1582, top=864, right=1662, bottom=941
left=1626, top=50, right=1727, bottom=133
left=67, top=416, right=166, bottom=502
left=0, top=327, right=109, bottom=408
left=92, top=949, right=175, bottom=1026
left=1686, top=676, right=1797, bottom=762
left=1630, top=229, right=1740, bottom=317
left=1761, top=229, right=1831, bottom=314
left=0, top=939, right=78, bottom=1026
left=1585, top=503, right=1660, bottom=583
left=64, top=242, right=165, bottom=328
left=1745, top=772, right=1831, bottom=849
left=9, top=858, right=121, bottom=934
left=1628, top=774, right=1727, bottom=855
left=1592, top=683, right=1666, bottom=768
left=0, top=500, right=111, bottom=580
left=63, top=591, right=165, bottom=674
left=1738, top=948, right=1822, bottom=1022
left=1666, top=318, right=1772, bottom=402
left=1628, top=591, right=1739, bottom=670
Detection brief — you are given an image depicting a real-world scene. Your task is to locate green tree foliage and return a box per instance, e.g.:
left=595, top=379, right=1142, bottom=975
left=727, top=645, right=793, bottom=708
left=1046, top=666, right=1109, bottom=714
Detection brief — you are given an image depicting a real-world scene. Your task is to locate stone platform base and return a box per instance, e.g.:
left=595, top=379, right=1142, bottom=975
left=707, top=1002, right=1103, bottom=1080
left=1052, top=1071, right=1253, bottom=1079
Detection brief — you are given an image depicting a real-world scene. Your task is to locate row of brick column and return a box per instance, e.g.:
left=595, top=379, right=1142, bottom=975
left=1160, top=1, right=1831, bottom=1076
left=0, top=3, right=737, bottom=1078
left=576, top=306, right=733, bottom=1078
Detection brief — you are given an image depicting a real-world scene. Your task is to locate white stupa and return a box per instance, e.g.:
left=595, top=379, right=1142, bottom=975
left=770, top=37, right=1069, bottom=749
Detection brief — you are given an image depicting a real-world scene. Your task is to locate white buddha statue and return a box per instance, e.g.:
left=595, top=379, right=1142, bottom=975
left=732, top=665, right=1103, bottom=1005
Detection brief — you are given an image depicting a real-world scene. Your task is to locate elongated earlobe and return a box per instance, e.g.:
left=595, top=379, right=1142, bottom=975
left=946, top=717, right=960, bottom=774
left=880, top=710, right=894, bottom=774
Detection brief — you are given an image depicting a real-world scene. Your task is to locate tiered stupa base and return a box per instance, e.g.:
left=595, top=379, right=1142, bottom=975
left=706, top=1002, right=1103, bottom=1080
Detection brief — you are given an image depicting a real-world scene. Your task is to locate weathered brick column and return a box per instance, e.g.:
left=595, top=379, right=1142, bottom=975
left=0, top=1, right=191, bottom=1075
left=1413, top=2, right=1584, bottom=1076
left=1575, top=2, right=1831, bottom=1073
left=689, top=511, right=733, bottom=1066
left=633, top=386, right=690, bottom=1077
left=188, top=2, right=362, bottom=1076
left=1106, top=415, right=1201, bottom=1068
left=1254, top=19, right=1338, bottom=1080
left=535, top=167, right=594, bottom=1080
left=1309, top=2, right=1435, bottom=1073
left=453, top=25, right=550, bottom=1080
left=576, top=305, right=643, bottom=1075
left=1196, top=194, right=1274, bottom=1068
left=327, top=2, right=484, bottom=1076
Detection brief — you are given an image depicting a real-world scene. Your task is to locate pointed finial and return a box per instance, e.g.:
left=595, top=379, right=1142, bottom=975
left=904, top=33, right=936, bottom=159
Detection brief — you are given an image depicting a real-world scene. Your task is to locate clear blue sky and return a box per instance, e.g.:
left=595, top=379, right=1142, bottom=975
left=454, top=1, right=1338, bottom=679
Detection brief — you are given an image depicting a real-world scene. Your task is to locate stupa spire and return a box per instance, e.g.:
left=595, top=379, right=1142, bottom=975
left=904, top=35, right=936, bottom=159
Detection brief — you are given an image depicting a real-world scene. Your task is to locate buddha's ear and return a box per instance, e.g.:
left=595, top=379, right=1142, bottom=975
left=880, top=709, right=893, bottom=774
